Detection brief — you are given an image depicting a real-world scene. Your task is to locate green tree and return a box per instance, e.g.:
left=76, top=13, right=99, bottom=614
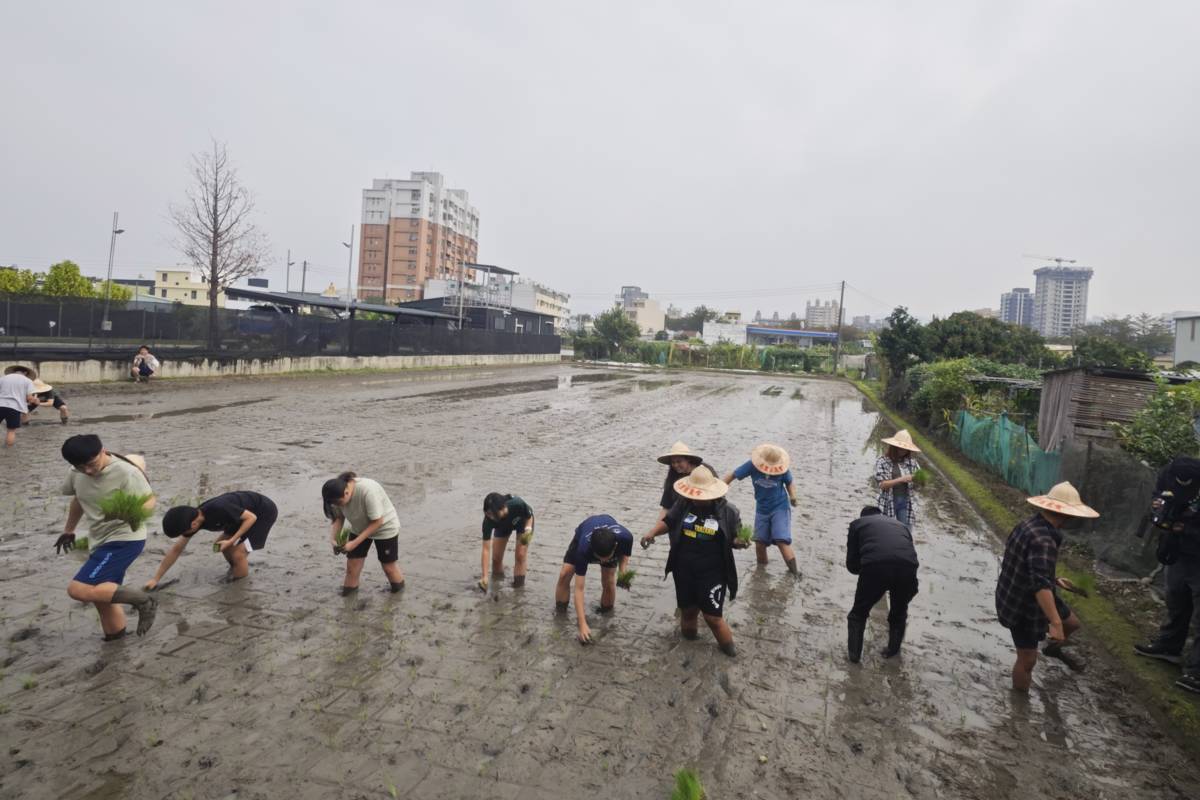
left=667, top=304, right=721, bottom=332
left=877, top=306, right=928, bottom=376
left=925, top=311, right=1055, bottom=367
left=42, top=261, right=95, bottom=297
left=0, top=267, right=39, bottom=295
left=1113, top=381, right=1200, bottom=466
left=593, top=307, right=640, bottom=353
left=1072, top=333, right=1153, bottom=370
left=95, top=280, right=133, bottom=303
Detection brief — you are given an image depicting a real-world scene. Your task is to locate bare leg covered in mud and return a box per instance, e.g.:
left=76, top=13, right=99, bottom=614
left=67, top=580, right=157, bottom=638
left=221, top=539, right=250, bottom=580
left=680, top=606, right=735, bottom=655
left=1012, top=612, right=1081, bottom=690
left=489, top=535, right=529, bottom=588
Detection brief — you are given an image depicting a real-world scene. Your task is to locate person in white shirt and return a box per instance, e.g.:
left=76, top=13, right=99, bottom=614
left=131, top=346, right=160, bottom=382
left=0, top=365, right=39, bottom=447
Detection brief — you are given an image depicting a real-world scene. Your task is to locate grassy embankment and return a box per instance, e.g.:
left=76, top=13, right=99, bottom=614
left=851, top=379, right=1200, bottom=748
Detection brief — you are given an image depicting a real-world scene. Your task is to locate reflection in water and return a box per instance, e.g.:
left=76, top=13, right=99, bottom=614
left=82, top=396, right=274, bottom=424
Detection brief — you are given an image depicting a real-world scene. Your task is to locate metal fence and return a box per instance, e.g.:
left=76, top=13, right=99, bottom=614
left=0, top=295, right=559, bottom=360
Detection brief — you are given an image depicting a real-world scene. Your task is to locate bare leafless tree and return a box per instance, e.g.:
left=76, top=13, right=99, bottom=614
left=169, top=140, right=269, bottom=349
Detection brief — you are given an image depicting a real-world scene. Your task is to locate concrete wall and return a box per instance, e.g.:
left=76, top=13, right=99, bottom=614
left=14, top=352, right=560, bottom=384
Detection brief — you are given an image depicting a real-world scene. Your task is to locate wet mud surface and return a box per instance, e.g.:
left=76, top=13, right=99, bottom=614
left=1, top=365, right=1197, bottom=799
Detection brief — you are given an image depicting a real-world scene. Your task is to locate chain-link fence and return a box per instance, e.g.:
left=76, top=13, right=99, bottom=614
left=0, top=295, right=559, bottom=360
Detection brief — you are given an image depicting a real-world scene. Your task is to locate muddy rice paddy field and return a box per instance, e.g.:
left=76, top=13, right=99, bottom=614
left=0, top=364, right=1197, bottom=799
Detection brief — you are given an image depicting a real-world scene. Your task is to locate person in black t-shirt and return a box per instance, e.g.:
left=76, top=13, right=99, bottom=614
left=145, top=491, right=279, bottom=588
left=479, top=492, right=535, bottom=591
left=655, top=441, right=718, bottom=522
left=641, top=466, right=746, bottom=657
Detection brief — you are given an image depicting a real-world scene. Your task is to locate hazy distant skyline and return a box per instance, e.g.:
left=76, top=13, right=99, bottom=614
left=2, top=2, right=1196, bottom=321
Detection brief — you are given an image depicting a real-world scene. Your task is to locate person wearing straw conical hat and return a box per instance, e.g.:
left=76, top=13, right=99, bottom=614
left=641, top=466, right=747, bottom=656
left=873, top=430, right=922, bottom=529
left=0, top=365, right=39, bottom=447
left=722, top=444, right=801, bottom=575
left=995, top=482, right=1098, bottom=691
left=26, top=377, right=70, bottom=424
left=655, top=441, right=719, bottom=522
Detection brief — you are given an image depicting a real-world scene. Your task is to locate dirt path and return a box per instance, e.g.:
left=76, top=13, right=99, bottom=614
left=1, top=365, right=1197, bottom=799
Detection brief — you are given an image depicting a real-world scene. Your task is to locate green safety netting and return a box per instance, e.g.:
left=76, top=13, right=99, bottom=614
left=955, top=410, right=1061, bottom=496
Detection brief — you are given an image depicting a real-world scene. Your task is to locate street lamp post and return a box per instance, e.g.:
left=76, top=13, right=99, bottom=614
left=102, top=211, right=125, bottom=332
left=341, top=225, right=355, bottom=315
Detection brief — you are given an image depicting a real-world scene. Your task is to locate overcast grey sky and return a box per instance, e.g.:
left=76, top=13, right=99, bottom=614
left=2, top=1, right=1196, bottom=320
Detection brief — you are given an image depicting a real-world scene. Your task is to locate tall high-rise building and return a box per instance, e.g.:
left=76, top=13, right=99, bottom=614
left=1000, top=288, right=1034, bottom=328
left=357, top=172, right=480, bottom=303
left=1032, top=267, right=1093, bottom=338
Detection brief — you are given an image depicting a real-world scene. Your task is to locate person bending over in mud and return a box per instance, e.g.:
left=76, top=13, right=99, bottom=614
left=845, top=507, right=920, bottom=663
left=656, top=441, right=718, bottom=522
left=555, top=515, right=634, bottom=644
left=995, top=482, right=1098, bottom=690
left=55, top=434, right=158, bottom=640
left=642, top=466, right=746, bottom=657
left=27, top=377, right=70, bottom=424
left=723, top=443, right=800, bottom=576
left=323, top=472, right=405, bottom=596
left=479, top=492, right=534, bottom=592
left=145, top=491, right=279, bottom=589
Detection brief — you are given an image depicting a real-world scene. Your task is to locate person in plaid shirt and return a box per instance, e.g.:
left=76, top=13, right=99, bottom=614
left=872, top=430, right=922, bottom=528
left=995, top=482, right=1098, bottom=690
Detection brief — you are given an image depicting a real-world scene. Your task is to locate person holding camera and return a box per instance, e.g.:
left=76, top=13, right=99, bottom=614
left=1134, top=456, right=1200, bottom=694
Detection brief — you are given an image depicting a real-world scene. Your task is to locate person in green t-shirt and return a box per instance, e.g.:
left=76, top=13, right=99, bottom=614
left=478, top=493, right=535, bottom=592
left=322, top=471, right=405, bottom=596
left=54, top=434, right=159, bottom=641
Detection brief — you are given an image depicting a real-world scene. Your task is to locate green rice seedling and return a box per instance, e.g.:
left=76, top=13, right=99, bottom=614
left=21, top=676, right=37, bottom=691
left=336, top=527, right=351, bottom=547
left=518, top=530, right=534, bottom=546
left=616, top=569, right=636, bottom=589
left=737, top=525, right=753, bottom=545
left=73, top=536, right=90, bottom=551
left=671, top=768, right=705, bottom=800
left=98, top=490, right=154, bottom=529
left=910, top=470, right=932, bottom=489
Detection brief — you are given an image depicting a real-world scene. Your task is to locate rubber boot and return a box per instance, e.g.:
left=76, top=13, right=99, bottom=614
left=881, top=623, right=905, bottom=658
left=847, top=618, right=866, bottom=663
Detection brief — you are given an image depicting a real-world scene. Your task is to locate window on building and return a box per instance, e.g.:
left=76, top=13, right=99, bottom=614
left=191, top=290, right=197, bottom=299
left=161, top=272, right=168, bottom=282
left=161, top=288, right=167, bottom=298
left=409, top=233, right=418, bottom=241
left=410, top=219, right=418, bottom=227
left=409, top=248, right=417, bottom=255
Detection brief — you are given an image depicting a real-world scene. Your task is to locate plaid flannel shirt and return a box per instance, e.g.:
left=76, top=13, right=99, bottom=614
left=872, top=455, right=921, bottom=528
left=995, top=514, right=1062, bottom=628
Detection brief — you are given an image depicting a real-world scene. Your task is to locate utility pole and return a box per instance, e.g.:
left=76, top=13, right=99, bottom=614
left=457, top=258, right=465, bottom=330
left=285, top=249, right=294, bottom=293
left=832, top=280, right=846, bottom=374
left=300, top=260, right=308, bottom=294
left=342, top=224, right=355, bottom=316
left=102, top=211, right=125, bottom=331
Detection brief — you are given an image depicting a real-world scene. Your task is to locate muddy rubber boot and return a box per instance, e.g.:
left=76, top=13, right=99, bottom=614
left=881, top=623, right=905, bottom=659
left=785, top=557, right=801, bottom=577
left=847, top=618, right=865, bottom=663
left=718, top=641, right=737, bottom=657
left=511, top=575, right=525, bottom=589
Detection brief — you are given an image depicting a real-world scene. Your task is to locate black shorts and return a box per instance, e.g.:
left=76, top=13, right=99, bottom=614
left=0, top=407, right=24, bottom=430
left=672, top=562, right=727, bottom=617
left=347, top=534, right=399, bottom=564
left=217, top=499, right=278, bottom=551
left=1007, top=597, right=1072, bottom=650
left=484, top=516, right=529, bottom=541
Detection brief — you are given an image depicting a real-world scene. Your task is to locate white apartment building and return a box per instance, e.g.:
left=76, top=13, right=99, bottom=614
left=1033, top=267, right=1093, bottom=338
left=616, top=285, right=664, bottom=335
left=510, top=280, right=571, bottom=331
left=805, top=299, right=841, bottom=329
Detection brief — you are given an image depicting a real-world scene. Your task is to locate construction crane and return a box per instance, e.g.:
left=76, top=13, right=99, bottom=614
left=1021, top=254, right=1077, bottom=266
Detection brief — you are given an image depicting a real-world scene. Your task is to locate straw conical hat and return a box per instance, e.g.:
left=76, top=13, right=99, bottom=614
left=4, top=364, right=36, bottom=380
left=1027, top=482, right=1099, bottom=519
left=750, top=443, right=790, bottom=475
left=674, top=466, right=728, bottom=501
left=658, top=441, right=703, bottom=465
left=881, top=430, right=921, bottom=453
left=32, top=379, right=52, bottom=393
